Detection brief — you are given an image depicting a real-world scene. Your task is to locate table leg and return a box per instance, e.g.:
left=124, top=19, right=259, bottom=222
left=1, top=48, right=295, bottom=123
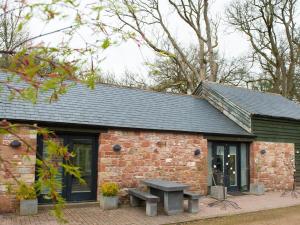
left=163, top=191, right=184, bottom=215
left=149, top=188, right=184, bottom=215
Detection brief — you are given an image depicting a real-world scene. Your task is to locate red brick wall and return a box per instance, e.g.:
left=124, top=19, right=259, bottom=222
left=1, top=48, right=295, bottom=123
left=0, top=126, right=37, bottom=213
left=98, top=129, right=208, bottom=200
left=250, top=141, right=294, bottom=191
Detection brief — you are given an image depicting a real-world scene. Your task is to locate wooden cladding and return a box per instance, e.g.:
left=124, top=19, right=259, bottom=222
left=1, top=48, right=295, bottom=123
left=252, top=116, right=300, bottom=185
left=197, top=83, right=252, bottom=133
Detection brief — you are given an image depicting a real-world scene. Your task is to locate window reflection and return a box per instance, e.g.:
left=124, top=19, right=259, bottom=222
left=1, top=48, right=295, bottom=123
left=71, top=142, right=92, bottom=193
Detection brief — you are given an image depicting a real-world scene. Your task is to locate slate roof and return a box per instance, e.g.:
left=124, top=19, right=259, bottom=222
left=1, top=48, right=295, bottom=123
left=0, top=75, right=251, bottom=136
left=203, top=82, right=300, bottom=120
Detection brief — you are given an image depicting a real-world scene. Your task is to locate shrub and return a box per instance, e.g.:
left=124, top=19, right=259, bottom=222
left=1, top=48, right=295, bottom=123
left=16, top=182, right=37, bottom=200
left=101, top=182, right=119, bottom=197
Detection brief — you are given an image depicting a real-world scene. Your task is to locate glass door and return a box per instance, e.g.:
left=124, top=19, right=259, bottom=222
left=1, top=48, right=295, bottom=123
left=212, top=144, right=225, bottom=186
left=227, top=145, right=239, bottom=191
left=37, top=133, right=98, bottom=203
left=211, top=142, right=241, bottom=192
left=66, top=137, right=98, bottom=201
left=37, top=137, right=64, bottom=203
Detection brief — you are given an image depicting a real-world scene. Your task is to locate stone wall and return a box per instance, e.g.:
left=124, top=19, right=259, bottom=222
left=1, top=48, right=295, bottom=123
left=98, top=129, right=208, bottom=200
left=250, top=141, right=294, bottom=191
left=0, top=126, right=37, bottom=213
left=4, top=126, right=295, bottom=213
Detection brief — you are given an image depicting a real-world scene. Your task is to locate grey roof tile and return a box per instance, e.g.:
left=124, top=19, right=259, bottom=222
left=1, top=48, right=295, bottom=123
left=0, top=74, right=251, bottom=136
left=205, top=82, right=300, bottom=120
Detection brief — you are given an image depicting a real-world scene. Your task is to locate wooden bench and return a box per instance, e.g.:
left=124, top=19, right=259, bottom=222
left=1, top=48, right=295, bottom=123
left=128, top=189, right=160, bottom=216
left=184, top=191, right=201, bottom=213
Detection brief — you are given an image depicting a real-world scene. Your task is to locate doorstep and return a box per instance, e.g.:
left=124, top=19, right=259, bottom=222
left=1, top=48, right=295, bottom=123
left=227, top=192, right=249, bottom=197
left=38, top=201, right=99, bottom=209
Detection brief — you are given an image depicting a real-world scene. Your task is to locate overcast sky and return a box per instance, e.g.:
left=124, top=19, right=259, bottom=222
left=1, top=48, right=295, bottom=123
left=29, top=0, right=250, bottom=79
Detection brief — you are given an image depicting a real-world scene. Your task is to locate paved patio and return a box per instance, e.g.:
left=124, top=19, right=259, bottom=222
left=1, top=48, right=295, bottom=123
left=1, top=192, right=300, bottom=225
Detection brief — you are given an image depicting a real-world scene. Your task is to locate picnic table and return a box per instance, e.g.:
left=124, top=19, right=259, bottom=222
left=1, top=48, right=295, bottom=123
left=143, top=179, right=189, bottom=215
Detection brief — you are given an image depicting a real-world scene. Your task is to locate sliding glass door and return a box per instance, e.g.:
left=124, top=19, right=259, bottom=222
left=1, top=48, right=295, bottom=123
left=209, top=142, right=249, bottom=192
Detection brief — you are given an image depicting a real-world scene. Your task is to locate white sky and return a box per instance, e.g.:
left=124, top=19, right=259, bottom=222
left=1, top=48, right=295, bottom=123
left=28, top=0, right=250, bottom=79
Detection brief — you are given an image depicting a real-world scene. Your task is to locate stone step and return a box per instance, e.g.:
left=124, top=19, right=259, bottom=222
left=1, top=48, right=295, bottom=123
left=38, top=201, right=99, bottom=210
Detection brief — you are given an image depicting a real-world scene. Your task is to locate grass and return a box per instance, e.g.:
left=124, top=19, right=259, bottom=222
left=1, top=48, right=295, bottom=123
left=169, top=205, right=300, bottom=225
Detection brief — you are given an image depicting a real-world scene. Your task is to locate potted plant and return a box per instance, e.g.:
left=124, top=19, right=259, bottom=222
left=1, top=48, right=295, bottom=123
left=16, top=182, right=38, bottom=215
left=100, top=182, right=119, bottom=210
left=250, top=152, right=265, bottom=195
left=210, top=170, right=227, bottom=200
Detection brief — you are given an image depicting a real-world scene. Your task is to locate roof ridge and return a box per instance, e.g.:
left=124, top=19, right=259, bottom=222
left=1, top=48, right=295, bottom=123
left=94, top=82, right=195, bottom=98
left=0, top=71, right=194, bottom=99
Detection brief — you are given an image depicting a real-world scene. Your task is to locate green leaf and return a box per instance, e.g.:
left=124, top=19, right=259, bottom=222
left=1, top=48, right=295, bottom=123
left=41, top=78, right=59, bottom=91
left=85, top=72, right=96, bottom=89
left=0, top=128, right=10, bottom=135
left=21, top=87, right=38, bottom=104
left=101, top=38, right=111, bottom=49
left=17, top=23, right=24, bottom=32
left=24, top=13, right=32, bottom=21
left=92, top=5, right=105, bottom=11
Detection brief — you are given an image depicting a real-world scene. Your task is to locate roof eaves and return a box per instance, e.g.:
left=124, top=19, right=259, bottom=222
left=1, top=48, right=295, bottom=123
left=252, top=113, right=300, bottom=122
left=202, top=131, right=255, bottom=138
left=2, top=116, right=252, bottom=137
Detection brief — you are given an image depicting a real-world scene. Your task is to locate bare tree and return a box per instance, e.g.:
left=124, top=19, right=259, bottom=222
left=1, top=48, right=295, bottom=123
left=147, top=44, right=254, bottom=93
left=218, top=56, right=251, bottom=85
left=0, top=1, right=29, bottom=66
left=203, top=0, right=218, bottom=81
left=148, top=44, right=202, bottom=93
left=95, top=70, right=149, bottom=89
left=227, top=0, right=300, bottom=100
left=108, top=0, right=219, bottom=94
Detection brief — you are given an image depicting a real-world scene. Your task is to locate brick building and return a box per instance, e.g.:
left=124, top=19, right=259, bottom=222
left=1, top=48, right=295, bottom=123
left=1, top=75, right=300, bottom=213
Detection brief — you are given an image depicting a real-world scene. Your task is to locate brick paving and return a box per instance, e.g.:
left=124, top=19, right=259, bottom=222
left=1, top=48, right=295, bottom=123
left=1, top=192, right=300, bottom=225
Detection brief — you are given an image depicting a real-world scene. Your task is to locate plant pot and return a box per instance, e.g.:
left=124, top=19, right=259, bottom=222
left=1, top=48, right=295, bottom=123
left=100, top=195, right=119, bottom=210
left=210, top=185, right=227, bottom=200
left=19, top=199, right=38, bottom=215
left=250, top=183, right=265, bottom=195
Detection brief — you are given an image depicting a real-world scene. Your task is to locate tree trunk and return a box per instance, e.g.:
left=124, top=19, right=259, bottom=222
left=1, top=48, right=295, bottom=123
left=204, top=0, right=217, bottom=82
left=199, top=38, right=206, bottom=81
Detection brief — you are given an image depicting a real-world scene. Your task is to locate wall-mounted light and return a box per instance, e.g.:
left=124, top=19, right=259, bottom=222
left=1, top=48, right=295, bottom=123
left=194, top=149, right=201, bottom=156
left=10, top=140, right=22, bottom=148
left=113, top=144, right=122, bottom=152
left=260, top=149, right=266, bottom=155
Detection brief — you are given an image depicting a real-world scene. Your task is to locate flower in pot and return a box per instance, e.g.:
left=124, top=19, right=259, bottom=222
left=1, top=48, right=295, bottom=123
left=100, top=182, right=119, bottom=210
left=16, top=182, right=38, bottom=215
